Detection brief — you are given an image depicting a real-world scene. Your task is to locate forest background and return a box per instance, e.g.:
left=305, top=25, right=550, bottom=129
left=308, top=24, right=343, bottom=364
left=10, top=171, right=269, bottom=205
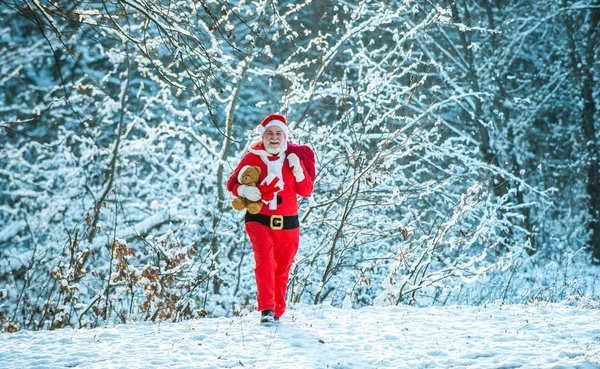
left=1, top=0, right=599, bottom=332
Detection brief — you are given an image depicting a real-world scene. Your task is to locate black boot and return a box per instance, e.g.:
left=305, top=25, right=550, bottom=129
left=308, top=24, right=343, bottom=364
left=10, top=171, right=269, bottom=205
left=260, top=310, right=275, bottom=324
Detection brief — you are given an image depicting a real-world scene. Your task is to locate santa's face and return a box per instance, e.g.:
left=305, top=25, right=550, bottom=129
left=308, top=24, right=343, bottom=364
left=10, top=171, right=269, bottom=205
left=263, top=126, right=287, bottom=154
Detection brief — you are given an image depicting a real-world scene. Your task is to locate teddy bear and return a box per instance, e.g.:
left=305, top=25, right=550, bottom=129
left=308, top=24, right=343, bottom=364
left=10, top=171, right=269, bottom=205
left=231, top=166, right=264, bottom=214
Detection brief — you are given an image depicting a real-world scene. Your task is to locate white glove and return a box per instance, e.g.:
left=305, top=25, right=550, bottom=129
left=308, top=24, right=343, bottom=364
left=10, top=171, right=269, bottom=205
left=237, top=185, right=261, bottom=201
left=287, top=153, right=305, bottom=182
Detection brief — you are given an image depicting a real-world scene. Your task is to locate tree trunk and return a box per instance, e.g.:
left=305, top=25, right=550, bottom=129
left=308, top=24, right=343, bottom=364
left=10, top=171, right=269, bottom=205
left=450, top=1, right=505, bottom=193
left=582, top=4, right=600, bottom=263
left=485, top=0, right=536, bottom=252
left=209, top=0, right=274, bottom=293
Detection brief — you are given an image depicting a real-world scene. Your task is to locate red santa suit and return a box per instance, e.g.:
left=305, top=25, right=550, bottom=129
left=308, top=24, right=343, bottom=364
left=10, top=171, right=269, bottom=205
left=227, top=118, right=314, bottom=319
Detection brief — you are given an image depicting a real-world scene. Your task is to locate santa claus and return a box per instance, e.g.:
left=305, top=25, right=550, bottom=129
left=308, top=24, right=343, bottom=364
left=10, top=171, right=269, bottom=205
left=227, top=114, right=315, bottom=324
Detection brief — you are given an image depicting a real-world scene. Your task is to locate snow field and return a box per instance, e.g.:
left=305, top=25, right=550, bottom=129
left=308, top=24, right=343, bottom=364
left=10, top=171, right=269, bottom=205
left=1, top=303, right=599, bottom=368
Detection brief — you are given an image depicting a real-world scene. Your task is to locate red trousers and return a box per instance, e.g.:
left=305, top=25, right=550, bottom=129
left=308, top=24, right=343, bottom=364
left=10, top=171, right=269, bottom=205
left=245, top=222, right=300, bottom=317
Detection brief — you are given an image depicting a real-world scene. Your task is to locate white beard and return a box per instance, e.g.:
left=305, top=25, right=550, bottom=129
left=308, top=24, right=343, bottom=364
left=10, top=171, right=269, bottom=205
left=265, top=140, right=287, bottom=155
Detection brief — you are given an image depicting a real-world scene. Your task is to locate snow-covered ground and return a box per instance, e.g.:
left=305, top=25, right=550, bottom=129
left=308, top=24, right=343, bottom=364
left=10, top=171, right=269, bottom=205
left=1, top=303, right=599, bottom=368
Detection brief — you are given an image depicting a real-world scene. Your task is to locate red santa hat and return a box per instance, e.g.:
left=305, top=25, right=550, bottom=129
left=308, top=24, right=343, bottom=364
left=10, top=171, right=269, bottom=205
left=256, top=114, right=288, bottom=138
left=237, top=165, right=253, bottom=183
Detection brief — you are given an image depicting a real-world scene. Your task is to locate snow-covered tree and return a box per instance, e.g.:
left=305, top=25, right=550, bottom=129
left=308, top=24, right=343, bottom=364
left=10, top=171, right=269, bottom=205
left=1, top=0, right=599, bottom=331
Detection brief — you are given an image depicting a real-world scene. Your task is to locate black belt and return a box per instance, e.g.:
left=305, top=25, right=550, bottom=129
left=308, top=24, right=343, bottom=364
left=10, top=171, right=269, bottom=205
left=245, top=213, right=299, bottom=230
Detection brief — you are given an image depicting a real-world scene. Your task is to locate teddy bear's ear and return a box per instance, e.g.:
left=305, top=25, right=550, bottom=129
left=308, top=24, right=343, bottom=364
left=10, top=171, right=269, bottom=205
left=255, top=166, right=261, bottom=175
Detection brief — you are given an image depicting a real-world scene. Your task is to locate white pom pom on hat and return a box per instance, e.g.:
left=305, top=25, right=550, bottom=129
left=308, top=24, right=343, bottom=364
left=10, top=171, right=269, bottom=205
left=256, top=114, right=288, bottom=138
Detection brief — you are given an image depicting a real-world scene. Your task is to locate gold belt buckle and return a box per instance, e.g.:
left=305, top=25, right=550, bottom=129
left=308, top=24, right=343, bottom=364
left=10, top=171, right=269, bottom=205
left=270, top=215, right=284, bottom=230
